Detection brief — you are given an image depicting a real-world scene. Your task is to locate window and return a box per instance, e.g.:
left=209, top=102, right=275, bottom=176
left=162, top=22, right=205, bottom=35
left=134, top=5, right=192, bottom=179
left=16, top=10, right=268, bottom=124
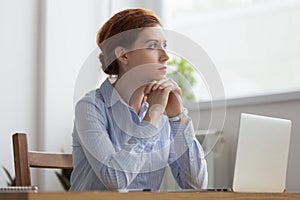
left=164, top=0, right=300, bottom=101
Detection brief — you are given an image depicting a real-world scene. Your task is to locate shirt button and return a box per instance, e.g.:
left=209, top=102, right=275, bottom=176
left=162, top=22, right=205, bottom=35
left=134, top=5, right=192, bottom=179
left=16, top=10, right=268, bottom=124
left=127, top=138, right=137, bottom=144
left=152, top=135, right=158, bottom=141
left=186, top=131, right=192, bottom=136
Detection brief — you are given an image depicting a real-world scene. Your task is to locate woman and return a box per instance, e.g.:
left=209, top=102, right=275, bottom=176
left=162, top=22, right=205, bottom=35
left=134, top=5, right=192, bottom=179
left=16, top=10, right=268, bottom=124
left=70, top=8, right=207, bottom=191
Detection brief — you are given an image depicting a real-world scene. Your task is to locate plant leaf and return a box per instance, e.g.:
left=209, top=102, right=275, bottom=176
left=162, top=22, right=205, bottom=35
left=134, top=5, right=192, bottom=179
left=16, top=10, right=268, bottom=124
left=1, top=166, right=15, bottom=186
left=55, top=171, right=71, bottom=191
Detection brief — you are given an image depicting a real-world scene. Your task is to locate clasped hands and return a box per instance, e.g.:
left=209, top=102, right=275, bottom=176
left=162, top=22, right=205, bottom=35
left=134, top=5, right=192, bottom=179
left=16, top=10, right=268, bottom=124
left=143, top=78, right=184, bottom=124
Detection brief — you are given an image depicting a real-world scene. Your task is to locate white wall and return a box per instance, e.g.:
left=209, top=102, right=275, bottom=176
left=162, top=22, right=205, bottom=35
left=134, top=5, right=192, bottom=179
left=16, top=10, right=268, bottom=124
left=0, top=0, right=39, bottom=186
left=41, top=0, right=110, bottom=190
left=0, top=0, right=110, bottom=190
left=110, top=0, right=165, bottom=21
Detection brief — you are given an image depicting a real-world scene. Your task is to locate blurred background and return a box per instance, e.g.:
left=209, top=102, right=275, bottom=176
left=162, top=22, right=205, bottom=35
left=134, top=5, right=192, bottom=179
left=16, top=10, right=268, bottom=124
left=0, top=0, right=299, bottom=191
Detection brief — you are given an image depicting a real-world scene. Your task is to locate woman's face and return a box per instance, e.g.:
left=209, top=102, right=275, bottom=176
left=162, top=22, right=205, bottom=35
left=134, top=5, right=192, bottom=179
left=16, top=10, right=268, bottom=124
left=122, top=26, right=169, bottom=81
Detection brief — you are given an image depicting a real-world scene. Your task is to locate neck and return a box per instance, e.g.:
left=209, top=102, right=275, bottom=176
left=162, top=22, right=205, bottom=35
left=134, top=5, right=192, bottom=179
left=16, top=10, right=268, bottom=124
left=129, top=87, right=145, bottom=115
left=112, top=78, right=145, bottom=115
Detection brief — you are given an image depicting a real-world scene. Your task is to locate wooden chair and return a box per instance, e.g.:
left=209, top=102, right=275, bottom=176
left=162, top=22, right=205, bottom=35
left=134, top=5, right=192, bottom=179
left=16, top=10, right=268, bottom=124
left=12, top=133, right=73, bottom=186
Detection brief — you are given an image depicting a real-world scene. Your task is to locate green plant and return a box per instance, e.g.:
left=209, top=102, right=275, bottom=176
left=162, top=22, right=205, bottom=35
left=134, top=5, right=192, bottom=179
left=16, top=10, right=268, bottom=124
left=1, top=166, right=16, bottom=186
left=55, top=168, right=72, bottom=191
left=1, top=165, right=72, bottom=190
left=167, top=58, right=197, bottom=101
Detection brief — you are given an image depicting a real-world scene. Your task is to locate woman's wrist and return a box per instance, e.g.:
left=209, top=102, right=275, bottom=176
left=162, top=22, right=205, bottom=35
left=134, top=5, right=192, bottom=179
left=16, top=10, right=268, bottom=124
left=168, top=108, right=188, bottom=122
left=144, top=104, right=165, bottom=125
left=177, top=115, right=190, bottom=124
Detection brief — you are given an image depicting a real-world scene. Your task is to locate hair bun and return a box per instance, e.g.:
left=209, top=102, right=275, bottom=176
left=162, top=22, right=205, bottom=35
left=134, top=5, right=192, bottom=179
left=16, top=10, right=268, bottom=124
left=99, top=53, right=108, bottom=72
left=99, top=53, right=105, bottom=66
left=99, top=52, right=118, bottom=75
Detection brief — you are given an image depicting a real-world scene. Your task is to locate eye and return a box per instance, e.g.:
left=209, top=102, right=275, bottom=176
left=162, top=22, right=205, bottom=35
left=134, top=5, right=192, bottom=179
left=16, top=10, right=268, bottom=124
left=163, top=43, right=167, bottom=49
left=148, top=42, right=159, bottom=49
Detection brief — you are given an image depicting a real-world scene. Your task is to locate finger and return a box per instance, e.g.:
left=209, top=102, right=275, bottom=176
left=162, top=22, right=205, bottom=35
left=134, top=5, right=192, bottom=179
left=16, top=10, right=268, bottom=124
left=166, top=85, right=179, bottom=95
left=159, top=80, right=181, bottom=95
left=152, top=78, right=169, bottom=90
left=168, top=79, right=182, bottom=95
left=172, top=85, right=182, bottom=95
left=169, top=78, right=179, bottom=87
left=144, top=80, right=157, bottom=95
left=162, top=84, right=174, bottom=94
left=158, top=82, right=173, bottom=90
left=156, top=79, right=175, bottom=90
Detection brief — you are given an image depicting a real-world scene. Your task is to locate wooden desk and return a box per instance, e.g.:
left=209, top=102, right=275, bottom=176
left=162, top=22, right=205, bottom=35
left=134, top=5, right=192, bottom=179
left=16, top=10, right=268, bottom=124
left=1, top=191, right=300, bottom=200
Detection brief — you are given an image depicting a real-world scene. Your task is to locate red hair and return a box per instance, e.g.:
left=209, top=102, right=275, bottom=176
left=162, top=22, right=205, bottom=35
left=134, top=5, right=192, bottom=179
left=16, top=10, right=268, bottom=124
left=96, top=8, right=162, bottom=75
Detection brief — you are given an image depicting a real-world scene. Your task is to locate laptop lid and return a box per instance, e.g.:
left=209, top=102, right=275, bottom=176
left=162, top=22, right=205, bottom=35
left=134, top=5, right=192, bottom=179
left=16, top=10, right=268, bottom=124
left=232, top=113, right=291, bottom=192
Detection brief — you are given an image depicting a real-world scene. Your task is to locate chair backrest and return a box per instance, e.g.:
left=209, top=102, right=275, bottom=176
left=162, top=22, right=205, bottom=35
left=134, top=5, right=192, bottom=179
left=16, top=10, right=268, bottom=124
left=12, top=133, right=73, bottom=186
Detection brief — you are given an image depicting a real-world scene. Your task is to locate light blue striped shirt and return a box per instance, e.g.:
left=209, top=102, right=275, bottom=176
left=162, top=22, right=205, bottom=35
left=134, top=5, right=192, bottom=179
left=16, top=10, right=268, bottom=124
left=70, top=78, right=207, bottom=191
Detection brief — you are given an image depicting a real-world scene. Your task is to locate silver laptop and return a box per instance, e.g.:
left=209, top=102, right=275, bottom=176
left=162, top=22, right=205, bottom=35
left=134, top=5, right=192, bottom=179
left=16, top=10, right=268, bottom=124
left=233, top=113, right=291, bottom=192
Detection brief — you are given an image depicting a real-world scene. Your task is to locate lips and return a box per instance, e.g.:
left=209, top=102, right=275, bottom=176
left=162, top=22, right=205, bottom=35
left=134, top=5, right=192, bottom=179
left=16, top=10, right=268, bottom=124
left=158, top=66, right=167, bottom=71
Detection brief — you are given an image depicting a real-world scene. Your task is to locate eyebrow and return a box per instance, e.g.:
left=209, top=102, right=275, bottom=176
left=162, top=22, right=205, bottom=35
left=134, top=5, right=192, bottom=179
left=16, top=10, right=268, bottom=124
left=144, top=39, right=167, bottom=44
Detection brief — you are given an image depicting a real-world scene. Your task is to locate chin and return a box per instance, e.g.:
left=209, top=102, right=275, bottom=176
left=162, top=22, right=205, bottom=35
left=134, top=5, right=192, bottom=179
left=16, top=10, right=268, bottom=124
left=157, top=75, right=166, bottom=80
left=146, top=72, right=166, bottom=81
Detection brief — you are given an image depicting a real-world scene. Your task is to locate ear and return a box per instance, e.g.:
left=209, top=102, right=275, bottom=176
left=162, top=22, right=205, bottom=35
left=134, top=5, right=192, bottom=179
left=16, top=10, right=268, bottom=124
left=114, top=46, right=128, bottom=65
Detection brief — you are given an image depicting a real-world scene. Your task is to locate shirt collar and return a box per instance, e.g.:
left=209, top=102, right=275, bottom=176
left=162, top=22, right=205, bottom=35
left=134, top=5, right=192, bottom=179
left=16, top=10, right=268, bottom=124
left=99, top=78, right=149, bottom=120
left=99, top=78, right=121, bottom=108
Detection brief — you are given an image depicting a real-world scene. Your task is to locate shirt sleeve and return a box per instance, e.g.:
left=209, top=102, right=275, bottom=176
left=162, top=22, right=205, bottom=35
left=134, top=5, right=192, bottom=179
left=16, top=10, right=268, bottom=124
left=74, top=97, right=160, bottom=190
left=168, top=118, right=208, bottom=189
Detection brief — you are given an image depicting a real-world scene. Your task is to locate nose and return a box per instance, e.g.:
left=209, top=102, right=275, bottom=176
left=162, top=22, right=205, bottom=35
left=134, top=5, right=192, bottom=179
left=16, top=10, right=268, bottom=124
left=159, top=48, right=169, bottom=63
